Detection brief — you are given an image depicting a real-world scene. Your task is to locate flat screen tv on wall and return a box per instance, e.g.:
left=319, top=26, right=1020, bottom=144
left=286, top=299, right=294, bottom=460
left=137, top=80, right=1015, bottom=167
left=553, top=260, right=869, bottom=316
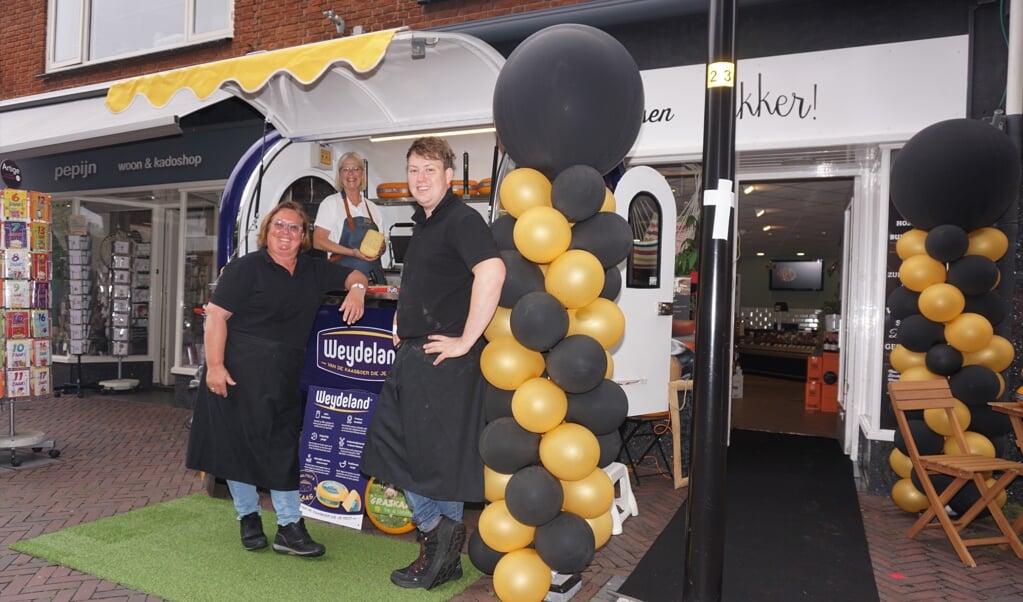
left=769, top=259, right=824, bottom=291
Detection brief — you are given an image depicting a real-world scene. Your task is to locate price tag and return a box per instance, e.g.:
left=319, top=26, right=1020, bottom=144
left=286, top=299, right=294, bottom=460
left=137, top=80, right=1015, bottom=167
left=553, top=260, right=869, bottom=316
left=707, top=61, right=736, bottom=88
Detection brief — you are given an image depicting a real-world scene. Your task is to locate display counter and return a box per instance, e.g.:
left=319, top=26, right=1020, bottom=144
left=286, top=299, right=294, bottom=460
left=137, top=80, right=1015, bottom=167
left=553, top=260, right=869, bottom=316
left=735, top=330, right=818, bottom=381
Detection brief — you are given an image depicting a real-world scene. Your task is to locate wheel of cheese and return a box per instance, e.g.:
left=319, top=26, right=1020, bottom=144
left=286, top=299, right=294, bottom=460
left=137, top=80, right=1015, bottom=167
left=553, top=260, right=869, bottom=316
left=377, top=182, right=411, bottom=199
left=451, top=180, right=479, bottom=197
left=364, top=477, right=416, bottom=534
left=315, top=480, right=347, bottom=509
left=478, top=177, right=492, bottom=196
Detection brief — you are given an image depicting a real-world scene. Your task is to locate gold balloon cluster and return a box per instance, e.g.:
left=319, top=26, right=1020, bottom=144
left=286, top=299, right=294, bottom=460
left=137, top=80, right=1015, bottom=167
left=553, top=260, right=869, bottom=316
left=476, top=166, right=626, bottom=601
left=889, top=225, right=1012, bottom=513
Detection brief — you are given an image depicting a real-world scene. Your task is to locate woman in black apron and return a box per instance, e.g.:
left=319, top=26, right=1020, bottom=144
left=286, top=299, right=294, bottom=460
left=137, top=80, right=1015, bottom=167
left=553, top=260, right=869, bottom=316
left=312, top=152, right=387, bottom=284
left=187, top=201, right=368, bottom=557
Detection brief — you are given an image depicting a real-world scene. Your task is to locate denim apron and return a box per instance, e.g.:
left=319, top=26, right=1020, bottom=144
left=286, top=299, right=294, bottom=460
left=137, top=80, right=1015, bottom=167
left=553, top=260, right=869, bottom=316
left=333, top=191, right=386, bottom=284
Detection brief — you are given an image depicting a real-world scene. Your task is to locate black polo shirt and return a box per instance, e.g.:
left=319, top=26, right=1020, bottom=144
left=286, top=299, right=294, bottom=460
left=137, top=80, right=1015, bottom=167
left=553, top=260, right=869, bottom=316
left=396, top=191, right=500, bottom=339
left=212, top=247, right=355, bottom=349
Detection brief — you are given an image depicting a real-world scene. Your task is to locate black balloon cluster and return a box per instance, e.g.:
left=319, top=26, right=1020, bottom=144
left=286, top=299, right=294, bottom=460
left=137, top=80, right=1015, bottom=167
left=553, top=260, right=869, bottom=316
left=886, top=118, right=1020, bottom=514
left=470, top=24, right=645, bottom=601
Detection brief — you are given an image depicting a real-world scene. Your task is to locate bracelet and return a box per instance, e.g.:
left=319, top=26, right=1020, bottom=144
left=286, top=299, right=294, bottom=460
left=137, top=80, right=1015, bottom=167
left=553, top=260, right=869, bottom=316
left=350, top=283, right=366, bottom=290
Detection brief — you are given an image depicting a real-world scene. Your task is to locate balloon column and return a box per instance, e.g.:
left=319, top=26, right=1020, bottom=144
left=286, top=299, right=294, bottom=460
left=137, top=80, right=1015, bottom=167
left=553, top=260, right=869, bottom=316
left=473, top=24, right=644, bottom=602
left=887, top=118, right=1020, bottom=515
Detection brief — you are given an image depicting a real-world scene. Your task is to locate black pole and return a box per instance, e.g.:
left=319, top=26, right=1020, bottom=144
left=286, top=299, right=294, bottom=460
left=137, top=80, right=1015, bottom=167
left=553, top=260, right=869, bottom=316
left=684, top=0, right=737, bottom=600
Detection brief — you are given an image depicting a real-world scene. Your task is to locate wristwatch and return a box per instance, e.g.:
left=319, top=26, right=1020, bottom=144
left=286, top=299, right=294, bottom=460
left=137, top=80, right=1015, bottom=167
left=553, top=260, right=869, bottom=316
left=350, top=283, right=366, bottom=290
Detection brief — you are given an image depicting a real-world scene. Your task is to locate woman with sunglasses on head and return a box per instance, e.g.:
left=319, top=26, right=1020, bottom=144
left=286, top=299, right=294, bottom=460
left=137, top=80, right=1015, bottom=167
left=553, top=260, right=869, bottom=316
left=186, top=201, right=369, bottom=558
left=312, top=151, right=387, bottom=284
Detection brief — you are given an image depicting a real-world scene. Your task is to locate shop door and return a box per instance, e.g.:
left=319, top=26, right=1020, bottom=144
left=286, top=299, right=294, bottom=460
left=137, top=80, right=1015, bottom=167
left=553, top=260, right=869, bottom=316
left=612, top=167, right=677, bottom=416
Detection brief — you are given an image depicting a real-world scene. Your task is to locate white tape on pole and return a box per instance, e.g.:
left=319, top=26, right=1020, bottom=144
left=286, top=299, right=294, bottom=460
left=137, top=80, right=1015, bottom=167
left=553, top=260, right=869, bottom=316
left=702, top=178, right=735, bottom=240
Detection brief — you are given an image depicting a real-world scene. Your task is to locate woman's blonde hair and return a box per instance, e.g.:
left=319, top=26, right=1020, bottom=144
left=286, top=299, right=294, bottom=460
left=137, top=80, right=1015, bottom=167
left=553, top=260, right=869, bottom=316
left=335, top=151, right=366, bottom=191
left=256, top=200, right=312, bottom=252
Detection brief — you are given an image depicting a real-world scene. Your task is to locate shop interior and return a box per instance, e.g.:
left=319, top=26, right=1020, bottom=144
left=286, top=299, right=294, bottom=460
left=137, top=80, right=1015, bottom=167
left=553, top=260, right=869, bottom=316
left=658, top=167, right=852, bottom=437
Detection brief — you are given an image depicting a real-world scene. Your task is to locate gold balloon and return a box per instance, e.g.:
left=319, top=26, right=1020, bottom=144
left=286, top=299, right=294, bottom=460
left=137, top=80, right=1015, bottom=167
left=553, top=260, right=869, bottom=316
left=944, top=312, right=994, bottom=353
left=478, top=499, right=537, bottom=553
left=539, top=423, right=600, bottom=481
left=514, top=206, right=572, bottom=264
left=561, top=466, right=615, bottom=518
left=923, top=399, right=971, bottom=436
left=995, top=371, right=1006, bottom=398
left=988, top=478, right=1008, bottom=507
left=891, top=478, right=930, bottom=513
left=485, top=306, right=513, bottom=342
left=962, top=335, right=1015, bottom=372
left=567, top=297, right=626, bottom=349
left=889, top=345, right=926, bottom=373
left=499, top=168, right=552, bottom=218
left=896, top=228, right=928, bottom=260
left=943, top=431, right=996, bottom=457
left=545, top=249, right=605, bottom=309
left=898, top=254, right=947, bottom=292
left=600, top=187, right=616, bottom=213
left=493, top=548, right=552, bottom=602
left=481, top=336, right=546, bottom=391
left=888, top=448, right=913, bottom=479
left=585, top=510, right=615, bottom=549
left=512, top=377, right=568, bottom=434
left=966, top=227, right=1009, bottom=261
left=485, top=465, right=514, bottom=502
left=899, top=365, right=943, bottom=381
left=917, top=283, right=965, bottom=323
left=604, top=349, right=614, bottom=379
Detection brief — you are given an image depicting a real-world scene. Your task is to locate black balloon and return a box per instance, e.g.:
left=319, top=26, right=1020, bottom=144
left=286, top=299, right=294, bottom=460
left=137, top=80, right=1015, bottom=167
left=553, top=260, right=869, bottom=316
left=546, top=335, right=608, bottom=393
left=570, top=212, right=633, bottom=268
left=887, top=286, right=921, bottom=321
left=499, top=249, right=545, bottom=308
left=479, top=417, right=541, bottom=474
left=533, top=511, right=596, bottom=574
left=948, top=365, right=1000, bottom=406
left=493, top=24, right=644, bottom=178
left=924, top=224, right=969, bottom=263
left=891, top=118, right=1021, bottom=231
left=924, top=344, right=963, bottom=376
left=947, top=255, right=999, bottom=295
left=963, top=291, right=1007, bottom=327
left=484, top=383, right=514, bottom=423
left=967, top=405, right=1012, bottom=438
left=600, top=265, right=622, bottom=301
left=468, top=529, right=505, bottom=575
left=511, top=292, right=570, bottom=352
left=896, top=314, right=946, bottom=352
left=894, top=417, right=944, bottom=455
left=504, top=466, right=564, bottom=526
left=552, top=164, right=606, bottom=222
left=565, top=379, right=629, bottom=435
left=491, top=214, right=517, bottom=251
left=596, top=429, right=623, bottom=467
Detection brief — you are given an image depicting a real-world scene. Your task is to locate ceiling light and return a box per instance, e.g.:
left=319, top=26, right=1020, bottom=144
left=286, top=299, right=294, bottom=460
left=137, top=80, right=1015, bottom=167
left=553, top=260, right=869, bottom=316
left=743, top=184, right=756, bottom=194
left=369, top=126, right=496, bottom=143
left=756, top=251, right=765, bottom=256
left=762, top=225, right=772, bottom=232
left=754, top=208, right=765, bottom=217
left=796, top=251, right=805, bottom=256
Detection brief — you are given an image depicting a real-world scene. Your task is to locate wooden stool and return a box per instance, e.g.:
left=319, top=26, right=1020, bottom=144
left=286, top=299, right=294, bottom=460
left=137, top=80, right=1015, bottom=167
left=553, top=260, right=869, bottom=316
left=602, top=461, right=638, bottom=535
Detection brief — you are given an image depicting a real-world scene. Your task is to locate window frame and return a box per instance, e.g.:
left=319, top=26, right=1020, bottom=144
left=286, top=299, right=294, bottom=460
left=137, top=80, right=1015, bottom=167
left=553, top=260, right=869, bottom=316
left=46, top=0, right=234, bottom=72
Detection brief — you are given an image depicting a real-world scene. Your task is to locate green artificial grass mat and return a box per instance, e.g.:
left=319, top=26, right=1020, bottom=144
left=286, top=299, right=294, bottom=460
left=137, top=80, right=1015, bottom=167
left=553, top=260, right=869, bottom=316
left=11, top=493, right=482, bottom=601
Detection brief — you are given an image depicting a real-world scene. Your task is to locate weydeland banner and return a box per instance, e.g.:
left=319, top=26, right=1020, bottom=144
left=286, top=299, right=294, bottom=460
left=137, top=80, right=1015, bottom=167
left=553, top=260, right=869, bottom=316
left=298, top=305, right=394, bottom=530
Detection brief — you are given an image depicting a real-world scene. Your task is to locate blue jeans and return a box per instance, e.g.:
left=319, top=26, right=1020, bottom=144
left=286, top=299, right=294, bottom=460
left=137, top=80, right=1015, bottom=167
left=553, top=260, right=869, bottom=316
left=403, top=489, right=463, bottom=533
left=226, top=480, right=302, bottom=526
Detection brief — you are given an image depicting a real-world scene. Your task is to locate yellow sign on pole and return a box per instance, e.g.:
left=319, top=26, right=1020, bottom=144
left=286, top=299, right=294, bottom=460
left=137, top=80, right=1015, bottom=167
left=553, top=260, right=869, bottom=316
left=707, top=61, right=736, bottom=88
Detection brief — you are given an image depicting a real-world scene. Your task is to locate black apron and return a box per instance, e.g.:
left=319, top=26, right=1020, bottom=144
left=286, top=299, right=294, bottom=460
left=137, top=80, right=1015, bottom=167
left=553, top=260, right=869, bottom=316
left=186, top=332, right=307, bottom=491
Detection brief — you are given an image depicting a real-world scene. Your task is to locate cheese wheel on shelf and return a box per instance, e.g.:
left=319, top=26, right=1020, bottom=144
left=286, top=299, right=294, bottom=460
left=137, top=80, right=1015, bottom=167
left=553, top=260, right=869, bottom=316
left=478, top=177, right=492, bottom=196
left=451, top=180, right=479, bottom=197
left=377, top=182, right=411, bottom=199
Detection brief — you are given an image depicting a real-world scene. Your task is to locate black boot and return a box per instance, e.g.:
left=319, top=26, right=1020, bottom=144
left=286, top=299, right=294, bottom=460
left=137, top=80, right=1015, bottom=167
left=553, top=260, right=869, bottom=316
left=273, top=519, right=325, bottom=557
left=239, top=512, right=268, bottom=551
left=390, top=516, right=465, bottom=590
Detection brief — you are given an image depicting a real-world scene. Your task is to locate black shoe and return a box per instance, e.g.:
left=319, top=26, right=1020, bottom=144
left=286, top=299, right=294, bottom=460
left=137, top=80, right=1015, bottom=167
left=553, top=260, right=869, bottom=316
left=240, top=512, right=268, bottom=551
left=273, top=519, right=325, bottom=557
left=390, top=517, right=465, bottom=590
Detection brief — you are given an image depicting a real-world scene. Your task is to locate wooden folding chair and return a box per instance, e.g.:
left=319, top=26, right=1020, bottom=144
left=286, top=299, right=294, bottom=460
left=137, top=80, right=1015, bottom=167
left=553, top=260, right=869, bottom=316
left=888, top=379, right=1023, bottom=567
left=668, top=379, right=693, bottom=489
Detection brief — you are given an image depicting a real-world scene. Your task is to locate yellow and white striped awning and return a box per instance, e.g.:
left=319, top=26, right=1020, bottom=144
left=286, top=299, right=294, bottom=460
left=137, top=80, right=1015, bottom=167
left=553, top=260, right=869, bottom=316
left=105, top=29, right=504, bottom=143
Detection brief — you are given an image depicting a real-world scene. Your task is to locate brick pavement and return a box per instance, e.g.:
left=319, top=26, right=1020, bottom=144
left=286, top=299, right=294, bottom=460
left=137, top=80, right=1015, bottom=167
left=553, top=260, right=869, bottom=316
left=2, top=392, right=1022, bottom=601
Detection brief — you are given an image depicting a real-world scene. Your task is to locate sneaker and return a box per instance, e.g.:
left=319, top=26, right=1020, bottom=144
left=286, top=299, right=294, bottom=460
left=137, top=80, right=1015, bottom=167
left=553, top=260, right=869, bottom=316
left=390, top=516, right=465, bottom=589
left=273, top=519, right=325, bottom=557
left=240, top=512, right=268, bottom=551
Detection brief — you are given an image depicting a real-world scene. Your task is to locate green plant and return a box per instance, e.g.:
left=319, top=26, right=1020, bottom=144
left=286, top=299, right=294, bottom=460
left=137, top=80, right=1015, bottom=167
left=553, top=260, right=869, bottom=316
left=821, top=296, right=841, bottom=315
left=675, top=180, right=701, bottom=277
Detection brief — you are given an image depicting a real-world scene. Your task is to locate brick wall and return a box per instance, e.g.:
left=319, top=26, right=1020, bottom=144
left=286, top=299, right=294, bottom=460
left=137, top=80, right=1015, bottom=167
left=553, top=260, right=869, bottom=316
left=0, top=0, right=588, bottom=101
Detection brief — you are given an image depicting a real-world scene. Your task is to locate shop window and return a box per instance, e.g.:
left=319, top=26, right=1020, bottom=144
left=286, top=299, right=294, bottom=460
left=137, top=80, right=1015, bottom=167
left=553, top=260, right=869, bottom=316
left=47, top=0, right=233, bottom=71
left=626, top=192, right=662, bottom=289
left=178, top=202, right=217, bottom=369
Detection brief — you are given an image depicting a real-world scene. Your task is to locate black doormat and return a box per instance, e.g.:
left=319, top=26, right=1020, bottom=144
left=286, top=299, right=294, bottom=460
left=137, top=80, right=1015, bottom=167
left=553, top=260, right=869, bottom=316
left=617, top=429, right=879, bottom=601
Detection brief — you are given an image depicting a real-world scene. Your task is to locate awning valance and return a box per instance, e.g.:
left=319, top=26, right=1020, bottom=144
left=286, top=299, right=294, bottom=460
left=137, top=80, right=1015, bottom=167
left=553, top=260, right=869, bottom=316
left=105, top=29, right=505, bottom=143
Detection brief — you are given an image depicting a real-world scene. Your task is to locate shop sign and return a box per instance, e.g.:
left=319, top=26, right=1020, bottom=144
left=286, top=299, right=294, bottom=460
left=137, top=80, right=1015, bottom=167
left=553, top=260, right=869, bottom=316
left=314, top=326, right=394, bottom=382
